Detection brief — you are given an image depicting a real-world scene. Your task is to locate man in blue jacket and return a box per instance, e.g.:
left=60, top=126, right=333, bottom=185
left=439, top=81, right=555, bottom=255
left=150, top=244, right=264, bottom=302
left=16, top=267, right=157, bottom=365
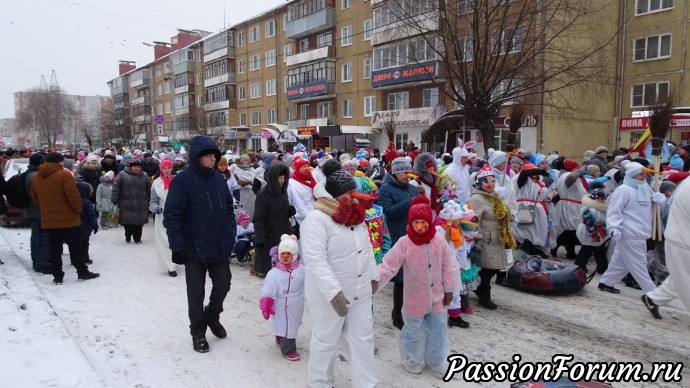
left=164, top=136, right=237, bottom=353
left=376, top=157, right=419, bottom=330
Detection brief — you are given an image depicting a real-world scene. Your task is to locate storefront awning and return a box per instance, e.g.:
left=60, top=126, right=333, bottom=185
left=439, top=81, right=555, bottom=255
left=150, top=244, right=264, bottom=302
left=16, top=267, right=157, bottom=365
left=261, top=128, right=279, bottom=138
left=421, top=109, right=465, bottom=143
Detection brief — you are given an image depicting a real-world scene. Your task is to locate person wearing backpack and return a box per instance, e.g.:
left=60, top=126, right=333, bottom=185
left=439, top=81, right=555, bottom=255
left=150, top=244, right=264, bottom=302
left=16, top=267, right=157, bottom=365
left=24, top=153, right=51, bottom=274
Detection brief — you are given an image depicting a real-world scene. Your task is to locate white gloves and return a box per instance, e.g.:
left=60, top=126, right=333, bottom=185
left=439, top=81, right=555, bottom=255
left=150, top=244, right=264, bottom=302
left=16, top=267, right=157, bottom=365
left=494, top=186, right=507, bottom=199
left=651, top=192, right=667, bottom=204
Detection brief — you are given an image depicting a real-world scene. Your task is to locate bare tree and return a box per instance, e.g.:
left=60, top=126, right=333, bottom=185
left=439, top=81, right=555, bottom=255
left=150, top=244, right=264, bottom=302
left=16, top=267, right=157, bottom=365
left=375, top=0, right=618, bottom=149
left=16, top=86, right=76, bottom=147
left=193, top=106, right=209, bottom=136
left=92, top=103, right=118, bottom=149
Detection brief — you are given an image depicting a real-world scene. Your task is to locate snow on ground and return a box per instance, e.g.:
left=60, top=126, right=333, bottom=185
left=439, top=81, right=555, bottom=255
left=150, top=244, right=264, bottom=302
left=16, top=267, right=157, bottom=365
left=0, top=222, right=688, bottom=388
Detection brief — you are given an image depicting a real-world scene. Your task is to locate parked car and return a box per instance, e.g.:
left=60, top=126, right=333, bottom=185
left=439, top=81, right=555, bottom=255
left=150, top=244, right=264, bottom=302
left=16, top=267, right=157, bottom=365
left=1, top=158, right=30, bottom=227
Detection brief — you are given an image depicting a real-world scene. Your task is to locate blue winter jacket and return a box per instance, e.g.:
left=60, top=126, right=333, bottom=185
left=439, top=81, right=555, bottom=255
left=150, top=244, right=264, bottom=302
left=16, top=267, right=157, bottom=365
left=376, top=173, right=419, bottom=283
left=77, top=182, right=98, bottom=239
left=164, top=136, right=237, bottom=261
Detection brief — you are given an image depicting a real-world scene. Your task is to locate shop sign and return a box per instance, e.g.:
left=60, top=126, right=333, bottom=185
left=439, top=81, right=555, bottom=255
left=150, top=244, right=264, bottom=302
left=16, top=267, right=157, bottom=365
left=494, top=115, right=538, bottom=128
left=371, top=60, right=437, bottom=87
left=313, top=136, right=330, bottom=147
left=371, top=107, right=441, bottom=129
left=287, top=80, right=329, bottom=100
left=298, top=126, right=316, bottom=136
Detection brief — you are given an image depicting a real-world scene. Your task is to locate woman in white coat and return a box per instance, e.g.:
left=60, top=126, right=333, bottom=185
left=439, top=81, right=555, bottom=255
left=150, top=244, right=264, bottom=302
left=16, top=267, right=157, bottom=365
left=149, top=159, right=178, bottom=277
left=512, top=163, right=550, bottom=257
left=301, top=160, right=380, bottom=388
left=287, top=156, right=316, bottom=225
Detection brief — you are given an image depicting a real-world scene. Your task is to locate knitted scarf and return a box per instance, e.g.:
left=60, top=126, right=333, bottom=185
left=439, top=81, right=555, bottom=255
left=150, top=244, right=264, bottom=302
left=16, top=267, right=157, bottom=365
left=275, top=260, right=300, bottom=272
left=483, top=192, right=517, bottom=248
left=291, top=170, right=316, bottom=188
left=406, top=222, right=436, bottom=245
left=160, top=174, right=174, bottom=190
left=364, top=206, right=384, bottom=264
left=623, top=175, right=651, bottom=205
left=314, top=197, right=365, bottom=226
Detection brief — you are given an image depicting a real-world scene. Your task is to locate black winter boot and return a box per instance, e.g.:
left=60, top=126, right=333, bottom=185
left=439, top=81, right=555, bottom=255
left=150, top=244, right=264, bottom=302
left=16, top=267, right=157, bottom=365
left=392, top=283, right=404, bottom=330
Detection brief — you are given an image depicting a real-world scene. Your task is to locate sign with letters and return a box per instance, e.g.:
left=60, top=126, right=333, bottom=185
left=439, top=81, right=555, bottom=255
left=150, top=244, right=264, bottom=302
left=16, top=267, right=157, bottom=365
left=287, top=81, right=329, bottom=100
left=371, top=60, right=437, bottom=88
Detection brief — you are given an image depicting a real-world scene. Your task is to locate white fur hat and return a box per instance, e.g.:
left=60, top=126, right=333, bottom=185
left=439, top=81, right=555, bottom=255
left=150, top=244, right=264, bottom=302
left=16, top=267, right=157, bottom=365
left=278, top=234, right=299, bottom=257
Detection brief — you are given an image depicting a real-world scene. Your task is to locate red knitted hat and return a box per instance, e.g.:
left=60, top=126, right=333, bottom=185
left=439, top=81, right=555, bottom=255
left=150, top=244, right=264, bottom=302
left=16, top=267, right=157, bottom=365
left=408, top=195, right=433, bottom=225
left=564, top=160, right=580, bottom=172
left=293, top=156, right=310, bottom=171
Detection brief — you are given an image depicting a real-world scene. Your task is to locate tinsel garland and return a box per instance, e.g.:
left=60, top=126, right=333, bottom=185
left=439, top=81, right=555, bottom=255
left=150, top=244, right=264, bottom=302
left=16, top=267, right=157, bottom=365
left=483, top=193, right=517, bottom=249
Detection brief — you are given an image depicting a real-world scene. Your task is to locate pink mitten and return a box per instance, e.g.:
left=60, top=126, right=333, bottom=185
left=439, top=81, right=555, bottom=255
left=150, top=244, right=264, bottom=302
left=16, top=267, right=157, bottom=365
left=259, top=297, right=275, bottom=320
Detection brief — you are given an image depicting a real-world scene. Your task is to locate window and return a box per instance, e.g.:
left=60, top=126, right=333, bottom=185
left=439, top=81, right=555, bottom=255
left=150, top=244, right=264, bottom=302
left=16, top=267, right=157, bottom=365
left=341, top=26, right=352, bottom=46
left=343, top=99, right=353, bottom=118
left=206, top=84, right=232, bottom=103
left=284, top=76, right=289, bottom=93
left=156, top=66, right=162, bottom=77
left=287, top=61, right=337, bottom=87
left=237, top=32, right=245, bottom=47
left=266, top=79, right=277, bottom=96
left=372, top=37, right=440, bottom=71
left=165, top=102, right=171, bottom=113
left=317, top=32, right=333, bottom=47
left=492, top=26, right=526, bottom=55
left=299, top=39, right=309, bottom=52
left=364, top=19, right=373, bottom=40
left=171, top=50, right=194, bottom=64
left=461, top=36, right=474, bottom=61
left=267, top=108, right=277, bottom=123
left=634, top=34, right=672, bottom=61
left=239, top=86, right=246, bottom=100
left=395, top=133, right=409, bottom=151
left=300, top=104, right=309, bottom=119
left=342, top=0, right=352, bottom=9
left=238, top=59, right=245, bottom=73
left=204, top=59, right=229, bottom=79
left=284, top=44, right=293, bottom=62
left=250, top=83, right=261, bottom=99
left=164, top=63, right=171, bottom=74
left=196, top=48, right=201, bottom=61
left=317, top=101, right=332, bottom=118
left=250, top=55, right=260, bottom=71
left=636, top=0, right=673, bottom=15
left=423, top=88, right=439, bottom=107
left=251, top=111, right=261, bottom=126
left=197, top=72, right=202, bottom=84
left=197, top=95, right=203, bottom=107
left=157, top=104, right=163, bottom=115
left=457, top=0, right=474, bottom=14
left=265, top=20, right=276, bottom=37
left=364, top=96, right=376, bottom=116
left=174, top=94, right=192, bottom=108
left=207, top=112, right=227, bottom=127
left=174, top=73, right=191, bottom=88
left=157, top=85, right=163, bottom=96
left=285, top=107, right=293, bottom=121
left=342, top=62, right=352, bottom=82
left=491, top=79, right=522, bottom=101
left=265, top=49, right=277, bottom=67
left=387, top=92, right=409, bottom=110
left=249, top=25, right=259, bottom=43
left=283, top=14, right=288, bottom=31
left=631, top=81, right=670, bottom=107
left=363, top=58, right=372, bottom=79
left=239, top=112, right=247, bottom=126
left=164, top=82, right=171, bottom=94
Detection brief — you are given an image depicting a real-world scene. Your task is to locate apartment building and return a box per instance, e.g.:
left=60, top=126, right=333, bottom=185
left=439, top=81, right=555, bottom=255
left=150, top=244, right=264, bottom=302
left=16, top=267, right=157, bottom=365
left=616, top=0, right=690, bottom=148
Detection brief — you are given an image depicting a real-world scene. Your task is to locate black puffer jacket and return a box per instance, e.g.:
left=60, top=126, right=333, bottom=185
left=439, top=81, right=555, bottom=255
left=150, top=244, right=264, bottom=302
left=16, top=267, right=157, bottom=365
left=252, top=163, right=294, bottom=276
left=111, top=167, right=151, bottom=225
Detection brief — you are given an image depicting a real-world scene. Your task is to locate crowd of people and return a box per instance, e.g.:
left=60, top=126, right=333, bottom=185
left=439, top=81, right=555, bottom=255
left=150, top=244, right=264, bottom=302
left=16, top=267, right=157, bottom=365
left=1, top=136, right=690, bottom=387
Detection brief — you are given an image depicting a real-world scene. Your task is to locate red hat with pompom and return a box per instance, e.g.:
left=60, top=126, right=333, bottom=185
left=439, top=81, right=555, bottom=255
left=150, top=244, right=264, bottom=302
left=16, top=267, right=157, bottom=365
left=408, top=195, right=433, bottom=225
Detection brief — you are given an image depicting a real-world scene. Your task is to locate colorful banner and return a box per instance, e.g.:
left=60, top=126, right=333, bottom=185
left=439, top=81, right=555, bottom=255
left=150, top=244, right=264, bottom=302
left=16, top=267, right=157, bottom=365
left=371, top=60, right=437, bottom=87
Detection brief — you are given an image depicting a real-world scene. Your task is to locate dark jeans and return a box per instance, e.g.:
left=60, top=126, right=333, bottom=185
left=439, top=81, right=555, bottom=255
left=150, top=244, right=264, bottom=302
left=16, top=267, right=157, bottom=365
left=47, top=227, right=87, bottom=281
left=123, top=224, right=143, bottom=242
left=185, top=259, right=232, bottom=337
left=28, top=218, right=49, bottom=271
left=575, top=244, right=608, bottom=274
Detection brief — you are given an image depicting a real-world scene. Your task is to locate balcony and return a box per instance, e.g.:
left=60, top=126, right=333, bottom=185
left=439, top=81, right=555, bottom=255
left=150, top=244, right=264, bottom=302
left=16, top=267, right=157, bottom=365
left=204, top=73, right=236, bottom=88
left=132, top=115, right=151, bottom=124
left=287, top=119, right=307, bottom=129
left=286, top=80, right=335, bottom=101
left=174, top=84, right=195, bottom=95
left=130, top=95, right=150, bottom=106
left=286, top=45, right=335, bottom=67
left=204, top=46, right=235, bottom=63
left=204, top=99, right=237, bottom=112
left=371, top=14, right=439, bottom=46
left=308, top=117, right=335, bottom=127
left=286, top=7, right=336, bottom=39
left=130, top=69, right=150, bottom=89
left=173, top=61, right=195, bottom=75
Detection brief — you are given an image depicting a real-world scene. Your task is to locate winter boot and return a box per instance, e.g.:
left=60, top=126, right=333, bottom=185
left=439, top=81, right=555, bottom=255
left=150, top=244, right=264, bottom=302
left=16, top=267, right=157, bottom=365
left=448, top=315, right=470, bottom=328
left=205, top=306, right=227, bottom=339
left=192, top=335, right=210, bottom=353
left=77, top=271, right=100, bottom=282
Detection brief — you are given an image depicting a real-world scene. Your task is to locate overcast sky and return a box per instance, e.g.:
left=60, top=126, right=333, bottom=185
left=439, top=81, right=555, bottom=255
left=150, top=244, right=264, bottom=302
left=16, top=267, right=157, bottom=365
left=0, top=0, right=285, bottom=119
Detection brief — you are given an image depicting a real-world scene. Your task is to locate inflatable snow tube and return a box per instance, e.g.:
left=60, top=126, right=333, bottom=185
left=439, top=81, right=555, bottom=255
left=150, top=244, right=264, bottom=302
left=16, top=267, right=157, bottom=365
left=506, top=257, right=586, bottom=294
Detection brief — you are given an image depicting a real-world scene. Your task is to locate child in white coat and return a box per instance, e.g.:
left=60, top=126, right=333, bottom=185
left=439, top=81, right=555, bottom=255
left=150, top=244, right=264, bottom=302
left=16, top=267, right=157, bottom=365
left=259, top=234, right=305, bottom=361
